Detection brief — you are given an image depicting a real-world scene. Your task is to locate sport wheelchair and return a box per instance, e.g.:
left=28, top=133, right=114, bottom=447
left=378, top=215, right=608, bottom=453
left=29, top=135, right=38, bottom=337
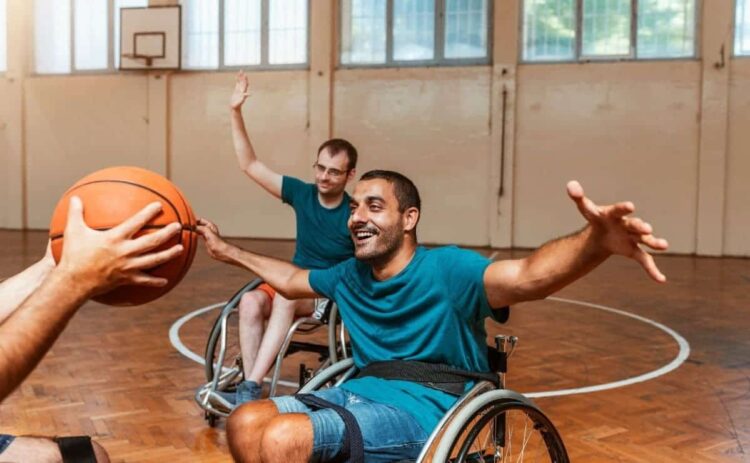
left=195, top=278, right=349, bottom=426
left=298, top=334, right=569, bottom=462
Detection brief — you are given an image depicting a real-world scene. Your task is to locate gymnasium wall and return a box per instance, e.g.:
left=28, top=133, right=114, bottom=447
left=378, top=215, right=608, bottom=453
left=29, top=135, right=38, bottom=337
left=1, top=0, right=748, bottom=256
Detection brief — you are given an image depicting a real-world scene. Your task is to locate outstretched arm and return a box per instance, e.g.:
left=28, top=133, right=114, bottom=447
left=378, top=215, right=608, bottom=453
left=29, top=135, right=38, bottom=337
left=197, top=218, right=317, bottom=299
left=230, top=71, right=283, bottom=198
left=0, top=197, right=183, bottom=402
left=484, top=181, right=669, bottom=308
left=0, top=244, right=55, bottom=325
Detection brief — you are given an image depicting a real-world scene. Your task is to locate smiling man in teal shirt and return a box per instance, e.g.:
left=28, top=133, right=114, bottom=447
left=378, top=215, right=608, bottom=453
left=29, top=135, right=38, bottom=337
left=197, top=170, right=669, bottom=462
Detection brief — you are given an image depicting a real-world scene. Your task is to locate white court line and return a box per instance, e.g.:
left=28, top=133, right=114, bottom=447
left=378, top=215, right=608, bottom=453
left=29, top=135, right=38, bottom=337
left=170, top=298, right=690, bottom=399
left=525, top=296, right=690, bottom=398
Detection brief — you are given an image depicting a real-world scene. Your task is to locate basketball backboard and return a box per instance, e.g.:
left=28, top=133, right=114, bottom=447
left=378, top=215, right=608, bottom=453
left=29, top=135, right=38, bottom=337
left=120, top=5, right=181, bottom=70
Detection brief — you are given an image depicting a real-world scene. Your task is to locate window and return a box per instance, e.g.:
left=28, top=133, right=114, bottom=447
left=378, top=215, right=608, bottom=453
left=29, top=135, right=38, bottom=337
left=0, top=0, right=6, bottom=72
left=736, top=0, right=750, bottom=55
left=182, top=0, right=309, bottom=70
left=34, top=0, right=149, bottom=74
left=340, top=0, right=491, bottom=67
left=522, top=0, right=696, bottom=62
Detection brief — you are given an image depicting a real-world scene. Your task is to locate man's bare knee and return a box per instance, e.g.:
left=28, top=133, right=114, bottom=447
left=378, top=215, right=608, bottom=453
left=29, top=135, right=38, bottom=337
left=91, top=440, right=110, bottom=463
left=227, top=400, right=280, bottom=461
left=240, top=291, right=270, bottom=321
left=1, top=436, right=60, bottom=463
left=259, top=414, right=313, bottom=463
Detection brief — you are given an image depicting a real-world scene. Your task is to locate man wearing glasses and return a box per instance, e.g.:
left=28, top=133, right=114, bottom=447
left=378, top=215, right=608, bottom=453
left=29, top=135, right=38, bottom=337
left=219, top=71, right=358, bottom=406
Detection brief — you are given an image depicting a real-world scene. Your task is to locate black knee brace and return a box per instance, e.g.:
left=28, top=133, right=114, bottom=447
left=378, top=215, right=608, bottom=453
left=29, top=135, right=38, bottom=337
left=53, top=436, right=97, bottom=463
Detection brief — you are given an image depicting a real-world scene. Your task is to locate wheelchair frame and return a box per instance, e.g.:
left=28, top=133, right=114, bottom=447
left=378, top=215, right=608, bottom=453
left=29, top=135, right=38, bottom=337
left=297, top=335, right=569, bottom=463
left=195, top=278, right=349, bottom=425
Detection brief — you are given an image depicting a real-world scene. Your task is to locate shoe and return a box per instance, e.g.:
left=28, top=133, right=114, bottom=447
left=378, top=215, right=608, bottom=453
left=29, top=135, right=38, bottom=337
left=213, top=380, right=262, bottom=408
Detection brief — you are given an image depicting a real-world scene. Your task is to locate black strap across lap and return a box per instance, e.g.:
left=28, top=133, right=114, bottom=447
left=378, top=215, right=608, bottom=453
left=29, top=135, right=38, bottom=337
left=53, top=436, right=96, bottom=463
left=295, top=393, right=365, bottom=463
left=355, top=360, right=501, bottom=395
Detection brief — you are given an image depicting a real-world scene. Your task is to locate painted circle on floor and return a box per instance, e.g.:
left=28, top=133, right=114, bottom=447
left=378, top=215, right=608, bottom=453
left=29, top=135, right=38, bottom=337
left=170, top=296, right=690, bottom=398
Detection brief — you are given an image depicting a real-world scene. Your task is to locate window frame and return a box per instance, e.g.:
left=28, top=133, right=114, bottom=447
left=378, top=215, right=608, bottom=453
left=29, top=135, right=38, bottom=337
left=0, top=0, right=7, bottom=74
left=32, top=0, right=311, bottom=75
left=337, top=0, right=494, bottom=69
left=189, top=0, right=311, bottom=72
left=733, top=0, right=750, bottom=57
left=519, top=0, right=701, bottom=64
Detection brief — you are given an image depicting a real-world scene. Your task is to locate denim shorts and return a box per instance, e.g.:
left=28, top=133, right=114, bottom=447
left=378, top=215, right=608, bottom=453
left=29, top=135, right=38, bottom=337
left=0, top=434, right=15, bottom=455
left=271, top=388, right=429, bottom=462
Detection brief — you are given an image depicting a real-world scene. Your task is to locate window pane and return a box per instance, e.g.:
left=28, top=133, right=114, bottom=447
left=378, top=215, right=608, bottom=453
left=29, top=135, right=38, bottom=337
left=182, top=0, right=219, bottom=69
left=224, top=0, right=261, bottom=65
left=74, top=0, right=108, bottom=70
left=393, top=0, right=434, bottom=61
left=637, top=0, right=694, bottom=58
left=114, top=0, right=148, bottom=69
left=445, top=0, right=488, bottom=59
left=522, top=0, right=576, bottom=61
left=582, top=0, right=631, bottom=56
left=736, top=0, right=750, bottom=55
left=269, top=0, right=307, bottom=64
left=341, top=0, right=386, bottom=64
left=0, top=0, right=6, bottom=72
left=35, top=0, right=71, bottom=73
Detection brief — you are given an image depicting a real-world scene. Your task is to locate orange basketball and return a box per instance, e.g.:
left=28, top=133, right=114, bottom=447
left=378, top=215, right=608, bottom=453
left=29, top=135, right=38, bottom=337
left=49, top=166, right=198, bottom=306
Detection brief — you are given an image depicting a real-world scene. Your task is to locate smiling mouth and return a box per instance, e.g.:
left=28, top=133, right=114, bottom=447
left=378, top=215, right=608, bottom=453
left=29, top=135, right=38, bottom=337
left=352, top=229, right=377, bottom=244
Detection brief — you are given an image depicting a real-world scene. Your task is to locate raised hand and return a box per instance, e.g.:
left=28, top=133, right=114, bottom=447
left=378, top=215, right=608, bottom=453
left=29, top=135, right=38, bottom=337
left=230, top=70, right=250, bottom=110
left=567, top=181, right=669, bottom=283
left=57, top=196, right=184, bottom=296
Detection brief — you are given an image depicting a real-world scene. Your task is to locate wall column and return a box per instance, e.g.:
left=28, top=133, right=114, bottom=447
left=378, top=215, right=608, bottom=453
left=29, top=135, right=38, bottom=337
left=308, top=0, right=335, bottom=163
left=695, top=0, right=733, bottom=255
left=489, top=0, right=520, bottom=248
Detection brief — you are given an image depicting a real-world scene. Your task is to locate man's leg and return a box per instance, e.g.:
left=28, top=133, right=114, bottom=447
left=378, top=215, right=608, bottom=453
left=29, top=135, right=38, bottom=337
left=227, top=399, right=310, bottom=463
left=228, top=388, right=429, bottom=463
left=0, top=435, right=110, bottom=463
left=237, top=289, right=274, bottom=375
left=245, top=295, right=314, bottom=385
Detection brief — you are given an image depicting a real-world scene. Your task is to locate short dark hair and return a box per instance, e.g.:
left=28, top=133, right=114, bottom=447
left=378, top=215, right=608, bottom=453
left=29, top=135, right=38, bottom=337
left=359, top=170, right=421, bottom=213
left=318, top=138, right=358, bottom=170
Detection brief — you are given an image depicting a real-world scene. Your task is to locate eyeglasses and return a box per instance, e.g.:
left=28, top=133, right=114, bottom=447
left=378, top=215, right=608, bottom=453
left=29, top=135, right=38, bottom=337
left=313, top=163, right=349, bottom=178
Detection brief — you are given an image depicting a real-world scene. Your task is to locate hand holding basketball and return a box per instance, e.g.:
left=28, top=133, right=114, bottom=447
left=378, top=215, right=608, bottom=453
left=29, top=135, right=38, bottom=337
left=57, top=196, right=184, bottom=297
left=196, top=218, right=233, bottom=264
left=49, top=166, right=198, bottom=306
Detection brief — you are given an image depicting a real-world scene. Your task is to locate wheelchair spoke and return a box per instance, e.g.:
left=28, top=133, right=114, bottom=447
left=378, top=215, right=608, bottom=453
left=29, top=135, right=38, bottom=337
left=449, top=400, right=568, bottom=463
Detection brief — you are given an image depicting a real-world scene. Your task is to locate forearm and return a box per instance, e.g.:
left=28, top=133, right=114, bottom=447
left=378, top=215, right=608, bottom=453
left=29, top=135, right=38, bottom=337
left=230, top=108, right=258, bottom=172
left=0, top=269, right=90, bottom=402
left=220, top=242, right=315, bottom=299
left=0, top=258, right=56, bottom=325
left=518, top=226, right=610, bottom=300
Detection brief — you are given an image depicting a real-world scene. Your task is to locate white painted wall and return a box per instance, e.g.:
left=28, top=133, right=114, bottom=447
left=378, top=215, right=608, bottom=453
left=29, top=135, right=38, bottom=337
left=1, top=0, right=748, bottom=256
left=514, top=62, right=701, bottom=254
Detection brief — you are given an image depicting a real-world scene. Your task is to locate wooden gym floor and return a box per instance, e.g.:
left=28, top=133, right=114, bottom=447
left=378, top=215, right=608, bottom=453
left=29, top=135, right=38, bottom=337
left=0, top=229, right=748, bottom=462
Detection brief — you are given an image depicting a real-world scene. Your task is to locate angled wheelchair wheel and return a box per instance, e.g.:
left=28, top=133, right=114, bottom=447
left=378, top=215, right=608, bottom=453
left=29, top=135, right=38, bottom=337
left=431, top=390, right=568, bottom=463
left=204, top=279, right=263, bottom=383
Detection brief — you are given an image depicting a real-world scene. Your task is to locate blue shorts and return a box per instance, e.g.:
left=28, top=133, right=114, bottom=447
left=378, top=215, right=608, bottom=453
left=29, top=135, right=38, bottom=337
left=271, top=388, right=429, bottom=462
left=0, top=434, right=15, bottom=455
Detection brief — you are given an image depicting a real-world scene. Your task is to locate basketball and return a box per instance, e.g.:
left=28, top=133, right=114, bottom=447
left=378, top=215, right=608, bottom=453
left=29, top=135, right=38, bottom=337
left=48, top=166, right=198, bottom=306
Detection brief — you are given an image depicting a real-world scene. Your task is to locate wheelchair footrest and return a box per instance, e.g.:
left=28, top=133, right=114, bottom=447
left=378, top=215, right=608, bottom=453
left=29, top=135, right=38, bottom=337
left=284, top=341, right=330, bottom=358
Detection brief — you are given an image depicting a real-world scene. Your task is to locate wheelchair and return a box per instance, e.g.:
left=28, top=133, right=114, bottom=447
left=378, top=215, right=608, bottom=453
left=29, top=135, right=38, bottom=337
left=298, top=335, right=569, bottom=463
left=194, top=278, right=349, bottom=426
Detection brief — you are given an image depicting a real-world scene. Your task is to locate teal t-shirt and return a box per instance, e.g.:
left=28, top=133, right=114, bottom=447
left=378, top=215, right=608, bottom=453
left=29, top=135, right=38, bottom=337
left=308, top=246, right=499, bottom=434
left=281, top=176, right=354, bottom=270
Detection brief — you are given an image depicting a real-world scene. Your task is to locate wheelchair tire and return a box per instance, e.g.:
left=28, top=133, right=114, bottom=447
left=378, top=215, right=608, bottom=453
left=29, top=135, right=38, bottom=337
left=429, top=389, right=568, bottom=463
left=204, top=279, right=264, bottom=382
